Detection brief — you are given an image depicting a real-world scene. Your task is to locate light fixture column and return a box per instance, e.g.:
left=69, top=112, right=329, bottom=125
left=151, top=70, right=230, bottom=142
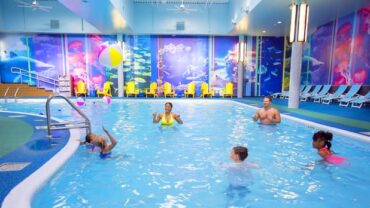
left=117, top=34, right=124, bottom=97
left=237, top=35, right=245, bottom=98
left=288, top=2, right=309, bottom=108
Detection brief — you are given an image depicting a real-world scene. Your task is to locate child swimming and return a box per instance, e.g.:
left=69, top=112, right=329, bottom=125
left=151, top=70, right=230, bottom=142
left=312, top=131, right=346, bottom=164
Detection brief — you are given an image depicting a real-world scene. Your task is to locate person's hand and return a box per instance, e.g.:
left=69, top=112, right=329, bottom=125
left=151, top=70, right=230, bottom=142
left=153, top=112, right=157, bottom=118
left=102, top=126, right=108, bottom=132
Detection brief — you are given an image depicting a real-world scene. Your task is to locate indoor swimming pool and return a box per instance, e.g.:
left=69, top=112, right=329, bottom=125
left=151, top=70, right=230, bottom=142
left=1, top=99, right=370, bottom=208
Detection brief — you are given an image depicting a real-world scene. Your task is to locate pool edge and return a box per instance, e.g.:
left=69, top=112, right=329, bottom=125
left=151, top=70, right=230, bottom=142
left=1, top=111, right=80, bottom=208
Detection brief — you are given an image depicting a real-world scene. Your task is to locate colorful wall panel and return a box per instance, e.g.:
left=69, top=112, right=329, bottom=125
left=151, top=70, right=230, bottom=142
left=157, top=36, right=209, bottom=96
left=212, top=36, right=238, bottom=95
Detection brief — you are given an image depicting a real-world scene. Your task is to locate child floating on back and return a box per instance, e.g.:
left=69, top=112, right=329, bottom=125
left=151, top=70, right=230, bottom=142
left=312, top=130, right=346, bottom=164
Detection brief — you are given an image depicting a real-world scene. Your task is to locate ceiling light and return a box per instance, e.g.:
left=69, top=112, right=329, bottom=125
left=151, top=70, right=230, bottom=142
left=32, top=0, right=37, bottom=5
left=262, top=30, right=266, bottom=33
left=289, top=3, right=309, bottom=42
left=277, top=21, right=282, bottom=24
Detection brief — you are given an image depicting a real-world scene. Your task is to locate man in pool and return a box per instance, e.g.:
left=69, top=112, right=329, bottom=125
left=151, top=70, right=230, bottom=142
left=252, top=96, right=281, bottom=124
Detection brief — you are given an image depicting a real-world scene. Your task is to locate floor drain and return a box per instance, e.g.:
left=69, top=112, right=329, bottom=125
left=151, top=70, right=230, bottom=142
left=0, top=162, right=30, bottom=171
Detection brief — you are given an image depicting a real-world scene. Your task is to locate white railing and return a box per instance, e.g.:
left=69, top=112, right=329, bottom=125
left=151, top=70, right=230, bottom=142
left=11, top=67, right=59, bottom=90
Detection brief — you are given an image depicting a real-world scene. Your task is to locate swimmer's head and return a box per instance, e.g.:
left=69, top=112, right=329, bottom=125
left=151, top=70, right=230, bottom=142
left=165, top=102, right=173, bottom=113
left=312, top=131, right=333, bottom=150
left=231, top=146, right=248, bottom=162
left=263, top=96, right=272, bottom=108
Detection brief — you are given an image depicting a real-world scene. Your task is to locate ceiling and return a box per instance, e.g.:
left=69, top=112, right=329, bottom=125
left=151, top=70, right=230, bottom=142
left=0, top=0, right=369, bottom=36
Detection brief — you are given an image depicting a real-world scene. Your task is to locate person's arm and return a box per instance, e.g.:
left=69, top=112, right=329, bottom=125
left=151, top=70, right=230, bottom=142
left=102, top=126, right=117, bottom=153
left=252, top=110, right=260, bottom=121
left=153, top=113, right=161, bottom=123
left=270, top=109, right=281, bottom=123
left=173, top=113, right=183, bottom=124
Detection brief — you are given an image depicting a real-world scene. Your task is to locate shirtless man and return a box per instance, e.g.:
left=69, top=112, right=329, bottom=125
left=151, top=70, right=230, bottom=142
left=252, top=96, right=281, bottom=124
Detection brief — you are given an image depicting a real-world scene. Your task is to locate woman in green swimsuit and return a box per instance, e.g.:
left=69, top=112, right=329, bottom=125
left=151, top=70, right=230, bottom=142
left=153, top=102, right=183, bottom=126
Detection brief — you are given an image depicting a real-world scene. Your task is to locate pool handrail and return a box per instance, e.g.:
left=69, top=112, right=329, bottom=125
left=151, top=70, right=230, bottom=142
left=46, top=94, right=91, bottom=136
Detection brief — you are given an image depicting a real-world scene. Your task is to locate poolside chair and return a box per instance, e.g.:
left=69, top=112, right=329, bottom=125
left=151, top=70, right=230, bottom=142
left=338, top=85, right=362, bottom=107
left=200, top=82, right=214, bottom=98
left=300, top=85, right=322, bottom=101
left=272, top=85, right=305, bottom=99
left=311, top=85, right=331, bottom=103
left=74, top=80, right=87, bottom=97
left=125, top=81, right=139, bottom=97
left=97, top=82, right=112, bottom=97
left=321, top=85, right=348, bottom=104
left=350, top=91, right=370, bottom=108
left=222, top=82, right=233, bottom=98
left=283, top=85, right=311, bottom=99
left=163, top=82, right=175, bottom=98
left=184, top=82, right=195, bottom=98
left=145, top=82, right=158, bottom=98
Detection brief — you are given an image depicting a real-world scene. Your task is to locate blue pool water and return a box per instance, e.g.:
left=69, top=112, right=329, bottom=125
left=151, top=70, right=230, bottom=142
left=2, top=99, right=370, bottom=207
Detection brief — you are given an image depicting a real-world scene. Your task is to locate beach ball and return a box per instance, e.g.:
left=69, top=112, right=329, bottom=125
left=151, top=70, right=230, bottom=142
left=76, top=97, right=85, bottom=106
left=98, top=44, right=123, bottom=68
left=102, top=96, right=111, bottom=104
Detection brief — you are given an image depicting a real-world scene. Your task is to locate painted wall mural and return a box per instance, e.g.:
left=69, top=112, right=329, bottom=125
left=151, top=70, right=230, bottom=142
left=258, top=37, right=284, bottom=95
left=212, top=36, right=238, bottom=96
left=124, top=35, right=153, bottom=93
left=157, top=36, right=209, bottom=96
left=307, top=4, right=370, bottom=86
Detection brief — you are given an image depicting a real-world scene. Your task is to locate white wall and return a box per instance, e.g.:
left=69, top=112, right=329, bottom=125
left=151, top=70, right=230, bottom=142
left=133, top=3, right=230, bottom=35
left=0, top=0, right=99, bottom=33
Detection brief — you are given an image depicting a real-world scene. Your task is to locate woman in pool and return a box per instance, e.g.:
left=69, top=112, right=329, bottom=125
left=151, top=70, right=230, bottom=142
left=83, top=126, right=117, bottom=158
left=153, top=102, right=183, bottom=126
left=312, top=130, right=346, bottom=164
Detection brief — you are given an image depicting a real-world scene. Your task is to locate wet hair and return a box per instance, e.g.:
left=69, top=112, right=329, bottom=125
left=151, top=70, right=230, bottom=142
left=83, top=133, right=92, bottom=144
left=233, top=146, right=249, bottom=161
left=313, top=131, right=333, bottom=150
left=264, top=96, right=272, bottom=102
left=165, top=102, right=173, bottom=109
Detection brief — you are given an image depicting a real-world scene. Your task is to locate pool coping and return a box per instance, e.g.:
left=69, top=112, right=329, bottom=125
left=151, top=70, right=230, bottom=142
left=1, top=111, right=80, bottom=208
left=232, top=101, right=370, bottom=143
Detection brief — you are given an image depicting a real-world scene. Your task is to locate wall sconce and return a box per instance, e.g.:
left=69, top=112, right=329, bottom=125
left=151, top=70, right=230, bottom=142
left=237, top=41, right=246, bottom=63
left=289, top=3, right=309, bottom=43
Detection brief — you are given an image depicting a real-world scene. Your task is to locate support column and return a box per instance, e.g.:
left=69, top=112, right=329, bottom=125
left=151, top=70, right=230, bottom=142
left=288, top=42, right=303, bottom=108
left=117, top=34, right=124, bottom=97
left=237, top=35, right=245, bottom=98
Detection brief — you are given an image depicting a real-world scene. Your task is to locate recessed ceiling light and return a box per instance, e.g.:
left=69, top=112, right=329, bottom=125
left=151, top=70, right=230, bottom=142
left=277, top=21, right=282, bottom=24
left=262, top=30, right=266, bottom=33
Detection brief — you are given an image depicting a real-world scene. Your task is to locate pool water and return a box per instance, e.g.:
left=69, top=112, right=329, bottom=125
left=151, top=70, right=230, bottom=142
left=2, top=99, right=370, bottom=208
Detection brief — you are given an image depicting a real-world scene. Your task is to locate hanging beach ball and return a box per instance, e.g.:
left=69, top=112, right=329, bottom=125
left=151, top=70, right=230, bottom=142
left=98, top=44, right=123, bottom=68
left=76, top=97, right=85, bottom=106
left=102, top=96, right=111, bottom=104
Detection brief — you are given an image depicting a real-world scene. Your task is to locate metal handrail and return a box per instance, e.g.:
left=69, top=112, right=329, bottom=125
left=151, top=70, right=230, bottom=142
left=46, top=95, right=91, bottom=137
left=11, top=67, right=59, bottom=90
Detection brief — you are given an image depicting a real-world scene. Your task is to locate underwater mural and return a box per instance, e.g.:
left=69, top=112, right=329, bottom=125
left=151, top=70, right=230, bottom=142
left=258, top=37, right=284, bottom=96
left=213, top=36, right=238, bottom=96
left=123, top=35, right=153, bottom=94
left=157, top=36, right=209, bottom=96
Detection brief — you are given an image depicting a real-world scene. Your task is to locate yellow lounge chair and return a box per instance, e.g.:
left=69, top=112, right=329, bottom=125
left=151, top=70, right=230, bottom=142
left=163, top=82, right=175, bottom=98
left=200, top=82, right=214, bottom=98
left=125, top=81, right=139, bottom=97
left=184, top=82, right=195, bottom=98
left=74, top=80, right=87, bottom=97
left=97, top=82, right=112, bottom=97
left=222, top=82, right=233, bottom=98
left=145, top=82, right=158, bottom=98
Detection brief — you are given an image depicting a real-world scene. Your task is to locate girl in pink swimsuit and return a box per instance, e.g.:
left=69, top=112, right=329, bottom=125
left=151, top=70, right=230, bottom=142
left=312, top=131, right=346, bottom=164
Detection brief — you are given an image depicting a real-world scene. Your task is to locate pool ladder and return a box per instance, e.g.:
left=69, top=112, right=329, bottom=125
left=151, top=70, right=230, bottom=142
left=46, top=95, right=91, bottom=137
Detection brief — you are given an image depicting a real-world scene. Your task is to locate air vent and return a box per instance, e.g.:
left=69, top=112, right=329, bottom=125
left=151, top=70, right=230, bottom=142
left=176, top=21, right=185, bottom=31
left=50, top=20, right=59, bottom=29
